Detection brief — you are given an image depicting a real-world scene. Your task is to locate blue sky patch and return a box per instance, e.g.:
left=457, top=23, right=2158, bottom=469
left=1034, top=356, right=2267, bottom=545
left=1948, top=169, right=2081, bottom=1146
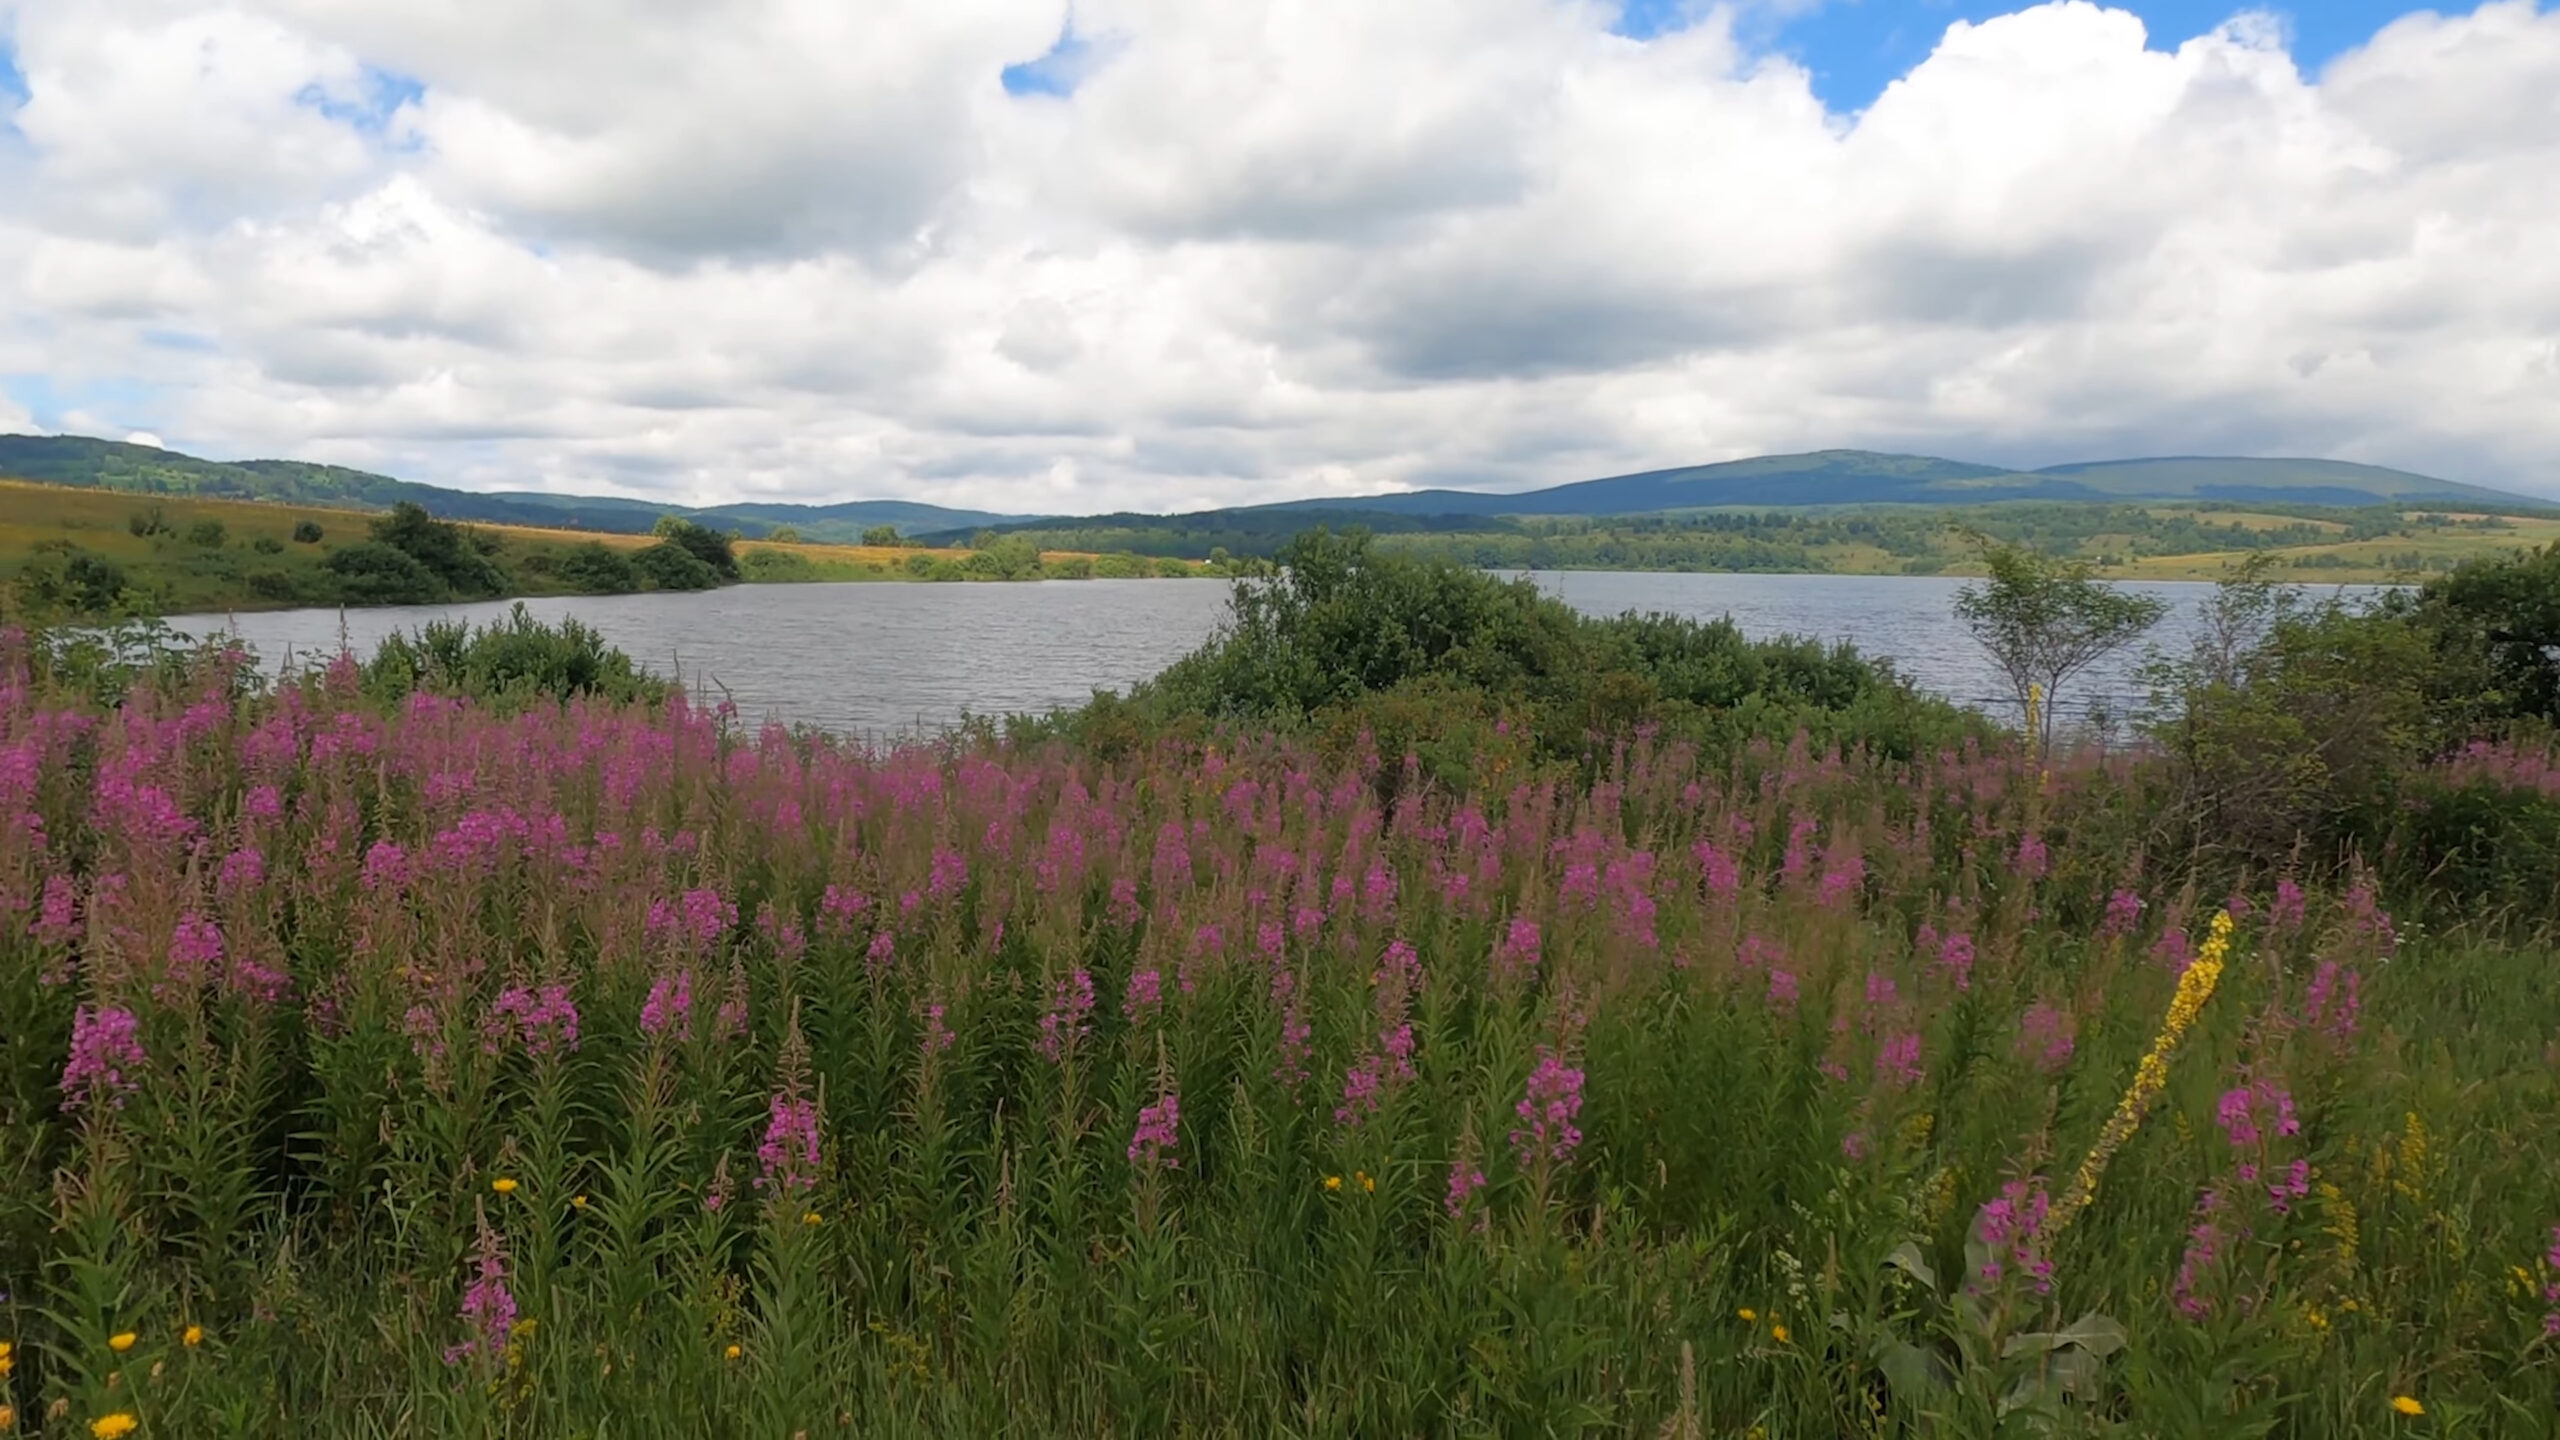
left=295, top=64, right=426, bottom=136
left=0, top=32, right=28, bottom=123
left=1620, top=1, right=2474, bottom=113
left=1002, top=18, right=1103, bottom=97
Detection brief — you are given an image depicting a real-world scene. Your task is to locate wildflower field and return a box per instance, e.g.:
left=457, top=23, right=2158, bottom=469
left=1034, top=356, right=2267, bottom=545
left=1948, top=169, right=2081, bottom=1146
left=5, top=628, right=2560, bottom=1437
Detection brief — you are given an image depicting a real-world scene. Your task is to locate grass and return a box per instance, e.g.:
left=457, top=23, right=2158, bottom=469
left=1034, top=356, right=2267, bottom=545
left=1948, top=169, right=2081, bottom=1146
left=4, top=632, right=2560, bottom=1435
left=0, top=478, right=1206, bottom=616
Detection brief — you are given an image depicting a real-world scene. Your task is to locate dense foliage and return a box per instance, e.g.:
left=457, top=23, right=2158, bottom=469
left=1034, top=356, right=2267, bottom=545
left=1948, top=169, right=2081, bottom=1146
left=1121, top=529, right=1982, bottom=767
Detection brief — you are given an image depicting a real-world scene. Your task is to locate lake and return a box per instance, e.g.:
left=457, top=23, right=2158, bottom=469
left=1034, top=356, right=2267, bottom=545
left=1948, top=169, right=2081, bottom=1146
left=163, top=572, right=2379, bottom=739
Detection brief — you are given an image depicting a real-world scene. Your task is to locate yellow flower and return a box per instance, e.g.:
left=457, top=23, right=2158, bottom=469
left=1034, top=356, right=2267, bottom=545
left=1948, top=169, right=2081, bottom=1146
left=91, top=1415, right=140, bottom=1440
left=107, top=1333, right=137, bottom=1353
left=510, top=1319, right=537, bottom=1339
left=2056, top=910, right=2236, bottom=1230
left=1769, top=1324, right=1790, bottom=1344
left=181, top=1325, right=203, bottom=1348
left=1, top=1402, right=15, bottom=1431
left=724, top=1343, right=743, bottom=1361
left=1357, top=1171, right=1376, bottom=1194
left=1324, top=1175, right=1342, bottom=1192
left=571, top=1195, right=588, bottom=1210
left=491, top=1177, right=518, bottom=1195
left=2391, top=1396, right=2423, bottom=1417
left=802, top=1211, right=823, bottom=1226
left=1737, top=1308, right=1757, bottom=1322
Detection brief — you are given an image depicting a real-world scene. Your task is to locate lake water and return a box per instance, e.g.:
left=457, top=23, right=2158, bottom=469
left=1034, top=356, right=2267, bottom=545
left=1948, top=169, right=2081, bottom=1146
left=163, top=572, right=2380, bottom=739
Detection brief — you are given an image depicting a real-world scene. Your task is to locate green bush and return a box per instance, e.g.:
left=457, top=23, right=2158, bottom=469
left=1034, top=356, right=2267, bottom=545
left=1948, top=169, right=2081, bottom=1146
left=185, top=518, right=229, bottom=547
left=127, top=504, right=171, bottom=538
left=322, top=540, right=445, bottom=606
left=12, top=545, right=131, bottom=617
left=291, top=519, right=325, bottom=544
left=2419, top=540, right=2560, bottom=723
left=631, top=540, right=720, bottom=591
left=358, top=603, right=667, bottom=708
left=740, top=547, right=820, bottom=582
left=651, top=516, right=740, bottom=581
left=251, top=534, right=285, bottom=555
left=558, top=542, right=642, bottom=594
left=370, top=502, right=504, bottom=598
left=1129, top=528, right=1974, bottom=762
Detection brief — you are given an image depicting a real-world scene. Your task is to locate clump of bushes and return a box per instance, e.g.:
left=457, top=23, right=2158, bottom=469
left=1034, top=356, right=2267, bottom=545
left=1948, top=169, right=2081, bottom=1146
left=1114, top=528, right=1978, bottom=767
left=358, top=603, right=667, bottom=707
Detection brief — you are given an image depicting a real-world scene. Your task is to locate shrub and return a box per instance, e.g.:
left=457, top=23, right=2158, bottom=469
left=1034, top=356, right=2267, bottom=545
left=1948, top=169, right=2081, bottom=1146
left=291, top=519, right=325, bottom=543
left=185, top=518, right=229, bottom=547
left=13, top=545, right=131, bottom=616
left=321, top=540, right=445, bottom=605
left=370, top=502, right=504, bottom=597
left=630, top=539, right=720, bottom=591
left=767, top=524, right=801, bottom=543
left=861, top=524, right=902, bottom=547
left=358, top=603, right=667, bottom=707
left=251, top=535, right=285, bottom=555
left=740, top=547, right=820, bottom=582
left=651, top=516, right=740, bottom=581
left=557, top=543, right=641, bottom=594
left=127, top=504, right=171, bottom=537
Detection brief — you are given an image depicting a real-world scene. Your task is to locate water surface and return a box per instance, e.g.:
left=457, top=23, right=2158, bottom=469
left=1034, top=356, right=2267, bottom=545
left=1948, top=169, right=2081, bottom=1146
left=166, top=572, right=2379, bottom=738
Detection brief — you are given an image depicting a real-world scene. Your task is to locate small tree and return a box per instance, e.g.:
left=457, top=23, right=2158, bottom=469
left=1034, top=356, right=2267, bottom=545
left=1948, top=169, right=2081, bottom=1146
left=767, top=524, right=801, bottom=544
left=861, top=524, right=902, bottom=548
left=1955, top=540, right=2167, bottom=757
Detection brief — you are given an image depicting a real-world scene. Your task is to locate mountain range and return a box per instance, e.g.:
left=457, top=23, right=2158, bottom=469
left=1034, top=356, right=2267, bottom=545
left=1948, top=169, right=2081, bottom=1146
left=1, top=434, right=2543, bottom=543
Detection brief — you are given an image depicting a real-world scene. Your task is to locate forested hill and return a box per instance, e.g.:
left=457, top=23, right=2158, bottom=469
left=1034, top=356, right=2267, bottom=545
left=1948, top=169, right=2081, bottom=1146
left=0, top=434, right=1024, bottom=541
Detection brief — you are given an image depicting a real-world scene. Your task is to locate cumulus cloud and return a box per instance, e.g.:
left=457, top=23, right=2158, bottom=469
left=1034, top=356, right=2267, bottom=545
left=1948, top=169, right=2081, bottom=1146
left=1, top=0, right=2556, bottom=510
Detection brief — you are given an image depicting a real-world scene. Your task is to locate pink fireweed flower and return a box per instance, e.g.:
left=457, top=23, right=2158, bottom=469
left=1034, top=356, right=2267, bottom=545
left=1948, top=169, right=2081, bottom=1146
left=60, top=1004, right=147, bottom=1110
left=1492, top=917, right=1541, bottom=986
left=216, top=845, right=266, bottom=898
left=360, top=839, right=410, bottom=892
left=2302, top=961, right=2362, bottom=1041
left=2270, top=878, right=2306, bottom=931
left=443, top=1220, right=517, bottom=1366
left=756, top=1092, right=822, bottom=1193
left=2542, top=1226, right=2560, bottom=1336
left=32, top=873, right=79, bottom=945
left=229, top=952, right=291, bottom=1007
left=1124, top=967, right=1163, bottom=1025
left=1935, top=932, right=1976, bottom=992
left=2017, top=1002, right=2076, bottom=1072
left=1445, top=1158, right=1487, bottom=1220
left=1969, top=1179, right=2056, bottom=1296
left=482, top=983, right=581, bottom=1057
left=2098, top=888, right=2146, bottom=941
left=2151, top=926, right=2193, bottom=976
left=1766, top=968, right=1800, bottom=1014
left=1127, top=1089, right=1181, bottom=1168
left=2014, top=831, right=2049, bottom=882
left=928, top=845, right=968, bottom=901
left=1272, top=968, right=1312, bottom=1091
left=168, top=912, right=224, bottom=987
left=403, top=1003, right=446, bottom=1064
left=640, top=969, right=694, bottom=1040
left=1875, top=1031, right=1926, bottom=1090
left=2172, top=1192, right=2226, bottom=1321
left=921, top=1000, right=955, bottom=1057
left=1509, top=1048, right=1585, bottom=1169
left=1038, top=967, right=1096, bottom=1064
left=1692, top=839, right=1740, bottom=901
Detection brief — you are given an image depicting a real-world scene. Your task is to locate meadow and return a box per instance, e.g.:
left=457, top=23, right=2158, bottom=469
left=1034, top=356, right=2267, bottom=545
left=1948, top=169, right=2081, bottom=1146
left=0, top=479, right=1200, bottom=620
left=5, top=585, right=2560, bottom=1437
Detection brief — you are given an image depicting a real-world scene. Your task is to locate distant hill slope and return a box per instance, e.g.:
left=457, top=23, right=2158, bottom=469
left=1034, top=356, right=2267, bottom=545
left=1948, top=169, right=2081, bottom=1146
left=0, top=434, right=1024, bottom=539
left=7, top=434, right=2542, bottom=545
left=1260, top=450, right=2538, bottom=517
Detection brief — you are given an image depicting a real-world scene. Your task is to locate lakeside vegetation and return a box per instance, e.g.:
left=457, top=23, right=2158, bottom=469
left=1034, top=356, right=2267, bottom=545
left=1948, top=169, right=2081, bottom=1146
left=0, top=480, right=1204, bottom=621
left=950, top=501, right=2560, bottom=585
left=4, top=533, right=2560, bottom=1434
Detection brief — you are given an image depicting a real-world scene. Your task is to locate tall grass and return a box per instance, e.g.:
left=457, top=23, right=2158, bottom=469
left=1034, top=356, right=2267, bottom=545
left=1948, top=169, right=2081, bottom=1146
left=2, top=630, right=2558, bottom=1436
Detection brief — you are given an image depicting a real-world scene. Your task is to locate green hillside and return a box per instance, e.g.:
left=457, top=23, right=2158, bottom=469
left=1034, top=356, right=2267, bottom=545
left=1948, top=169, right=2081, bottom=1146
left=0, top=434, right=1024, bottom=540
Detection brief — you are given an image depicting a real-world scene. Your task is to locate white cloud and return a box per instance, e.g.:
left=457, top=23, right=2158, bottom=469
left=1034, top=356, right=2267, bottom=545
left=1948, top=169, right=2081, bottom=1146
left=1, top=0, right=2557, bottom=510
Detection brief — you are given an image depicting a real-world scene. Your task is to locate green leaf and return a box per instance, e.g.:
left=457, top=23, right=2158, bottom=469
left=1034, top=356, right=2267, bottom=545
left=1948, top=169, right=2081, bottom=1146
left=1883, top=1240, right=1939, bottom=1293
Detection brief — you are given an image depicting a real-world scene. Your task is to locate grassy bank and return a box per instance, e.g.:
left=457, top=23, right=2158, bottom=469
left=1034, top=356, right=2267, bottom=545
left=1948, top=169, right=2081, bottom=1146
left=5, top=538, right=2560, bottom=1435
left=0, top=479, right=1205, bottom=620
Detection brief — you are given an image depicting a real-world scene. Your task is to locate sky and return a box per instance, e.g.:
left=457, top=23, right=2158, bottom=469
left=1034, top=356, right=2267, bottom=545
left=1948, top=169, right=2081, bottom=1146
left=1, top=0, right=2556, bottom=512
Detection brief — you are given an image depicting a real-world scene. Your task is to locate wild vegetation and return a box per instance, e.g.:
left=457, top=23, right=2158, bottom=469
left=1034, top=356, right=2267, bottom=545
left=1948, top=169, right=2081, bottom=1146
left=952, top=503, right=2560, bottom=585
left=0, top=481, right=1204, bottom=621
left=3, top=537, right=2560, bottom=1436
